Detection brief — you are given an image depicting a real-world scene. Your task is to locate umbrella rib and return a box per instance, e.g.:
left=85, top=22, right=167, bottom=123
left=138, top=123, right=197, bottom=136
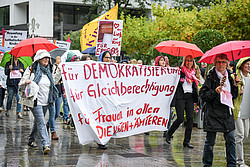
left=13, top=47, right=21, bottom=57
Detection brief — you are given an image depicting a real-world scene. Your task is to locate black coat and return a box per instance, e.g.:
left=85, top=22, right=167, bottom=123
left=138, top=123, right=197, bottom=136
left=199, top=67, right=238, bottom=132
left=5, top=60, right=24, bottom=86
left=172, top=71, right=199, bottom=106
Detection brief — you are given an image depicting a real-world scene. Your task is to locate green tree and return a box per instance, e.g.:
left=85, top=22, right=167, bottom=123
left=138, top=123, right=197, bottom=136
left=82, top=0, right=167, bottom=18
left=192, top=29, right=227, bottom=53
left=63, top=30, right=81, bottom=50
left=171, top=0, right=217, bottom=10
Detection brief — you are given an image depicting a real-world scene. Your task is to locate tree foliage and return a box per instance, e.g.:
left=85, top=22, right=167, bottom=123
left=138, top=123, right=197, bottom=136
left=63, top=30, right=81, bottom=50
left=121, top=0, right=249, bottom=64
left=171, top=0, right=217, bottom=10
left=192, top=29, right=227, bottom=53
left=82, top=0, right=167, bottom=18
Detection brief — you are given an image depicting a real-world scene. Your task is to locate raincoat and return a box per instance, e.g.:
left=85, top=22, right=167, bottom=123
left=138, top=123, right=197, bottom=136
left=199, top=67, right=238, bottom=132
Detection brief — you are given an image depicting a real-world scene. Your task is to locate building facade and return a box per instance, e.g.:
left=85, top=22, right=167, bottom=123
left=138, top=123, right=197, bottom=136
left=0, top=0, right=172, bottom=39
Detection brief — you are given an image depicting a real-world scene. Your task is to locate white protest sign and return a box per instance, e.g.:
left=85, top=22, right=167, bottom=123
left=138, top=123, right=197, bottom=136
left=239, top=77, right=250, bottom=119
left=55, top=40, right=71, bottom=50
left=96, top=20, right=123, bottom=57
left=60, top=61, right=180, bottom=145
left=4, top=30, right=27, bottom=48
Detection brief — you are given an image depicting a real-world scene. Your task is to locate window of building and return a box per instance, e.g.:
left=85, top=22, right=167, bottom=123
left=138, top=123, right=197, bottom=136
left=54, top=4, right=93, bottom=25
left=54, top=4, right=96, bottom=39
left=0, top=6, right=10, bottom=26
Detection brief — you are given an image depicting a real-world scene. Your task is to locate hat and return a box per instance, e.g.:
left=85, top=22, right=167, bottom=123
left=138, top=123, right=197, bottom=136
left=66, top=51, right=77, bottom=62
left=34, top=49, right=51, bottom=62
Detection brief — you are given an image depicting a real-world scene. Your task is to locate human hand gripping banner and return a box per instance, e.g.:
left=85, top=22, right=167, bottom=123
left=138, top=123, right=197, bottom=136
left=60, top=61, right=180, bottom=145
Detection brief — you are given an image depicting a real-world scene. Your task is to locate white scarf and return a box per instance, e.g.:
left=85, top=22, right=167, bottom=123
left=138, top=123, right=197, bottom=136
left=215, top=69, right=234, bottom=114
left=215, top=69, right=231, bottom=93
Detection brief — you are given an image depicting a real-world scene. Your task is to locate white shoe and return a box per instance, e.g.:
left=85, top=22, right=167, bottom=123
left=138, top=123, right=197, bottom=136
left=0, top=106, right=4, bottom=111
left=239, top=164, right=249, bottom=167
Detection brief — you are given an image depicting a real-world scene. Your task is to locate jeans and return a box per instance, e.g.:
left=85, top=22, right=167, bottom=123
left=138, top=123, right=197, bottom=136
left=62, top=96, right=70, bottom=121
left=203, top=131, right=236, bottom=167
left=29, top=105, right=50, bottom=147
left=0, top=88, right=6, bottom=107
left=6, top=86, right=22, bottom=113
left=54, top=96, right=62, bottom=120
left=46, top=105, right=56, bottom=133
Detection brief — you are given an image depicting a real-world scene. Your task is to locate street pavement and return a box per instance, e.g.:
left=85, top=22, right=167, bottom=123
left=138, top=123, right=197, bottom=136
left=0, top=108, right=249, bottom=167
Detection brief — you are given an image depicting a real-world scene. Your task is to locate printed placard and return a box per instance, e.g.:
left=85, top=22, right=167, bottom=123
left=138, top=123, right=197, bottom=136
left=4, top=30, right=27, bottom=48
left=10, top=70, right=21, bottom=79
left=96, top=20, right=123, bottom=57
left=55, top=40, right=71, bottom=50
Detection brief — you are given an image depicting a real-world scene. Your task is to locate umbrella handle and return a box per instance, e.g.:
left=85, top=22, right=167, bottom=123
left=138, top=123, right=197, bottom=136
left=11, top=56, right=13, bottom=66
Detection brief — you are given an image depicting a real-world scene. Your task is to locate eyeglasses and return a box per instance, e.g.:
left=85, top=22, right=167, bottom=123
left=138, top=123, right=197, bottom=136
left=216, top=61, right=227, bottom=64
left=186, top=60, right=193, bottom=62
left=104, top=57, right=111, bottom=59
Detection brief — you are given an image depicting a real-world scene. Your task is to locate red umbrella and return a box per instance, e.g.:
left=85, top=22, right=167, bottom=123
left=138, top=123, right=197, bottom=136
left=154, top=40, right=203, bottom=58
left=9, top=38, right=58, bottom=57
left=198, top=41, right=250, bottom=64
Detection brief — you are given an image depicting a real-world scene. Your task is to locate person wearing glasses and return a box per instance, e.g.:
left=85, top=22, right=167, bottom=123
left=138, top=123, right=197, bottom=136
left=99, top=51, right=112, bottom=63
left=231, top=57, right=250, bottom=167
left=165, top=55, right=199, bottom=149
left=199, top=54, right=239, bottom=166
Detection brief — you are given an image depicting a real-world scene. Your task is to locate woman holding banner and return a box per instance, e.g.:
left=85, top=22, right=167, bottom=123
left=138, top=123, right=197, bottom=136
left=165, top=55, right=199, bottom=149
left=231, top=57, right=250, bottom=167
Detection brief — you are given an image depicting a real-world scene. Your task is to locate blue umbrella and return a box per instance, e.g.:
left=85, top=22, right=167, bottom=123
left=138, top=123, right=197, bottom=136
left=82, top=46, right=96, bottom=55
left=0, top=46, right=11, bottom=53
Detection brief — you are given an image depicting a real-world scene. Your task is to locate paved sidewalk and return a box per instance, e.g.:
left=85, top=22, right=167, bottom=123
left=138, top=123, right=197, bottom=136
left=0, top=109, right=249, bottom=167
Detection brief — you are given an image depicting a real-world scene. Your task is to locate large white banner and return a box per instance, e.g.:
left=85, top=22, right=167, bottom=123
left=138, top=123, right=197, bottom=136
left=60, top=61, right=180, bottom=145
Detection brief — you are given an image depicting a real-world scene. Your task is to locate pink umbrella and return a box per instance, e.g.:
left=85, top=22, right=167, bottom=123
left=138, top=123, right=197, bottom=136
left=198, top=41, right=250, bottom=64
left=154, top=40, right=203, bottom=58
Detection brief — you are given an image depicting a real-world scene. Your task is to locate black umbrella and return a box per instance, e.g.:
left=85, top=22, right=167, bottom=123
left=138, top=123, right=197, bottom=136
left=82, top=46, right=96, bottom=55
left=49, top=48, right=67, bottom=63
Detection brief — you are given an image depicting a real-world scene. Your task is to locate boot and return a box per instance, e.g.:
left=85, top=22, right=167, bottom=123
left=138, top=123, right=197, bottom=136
left=165, top=132, right=171, bottom=144
left=51, top=132, right=59, bottom=140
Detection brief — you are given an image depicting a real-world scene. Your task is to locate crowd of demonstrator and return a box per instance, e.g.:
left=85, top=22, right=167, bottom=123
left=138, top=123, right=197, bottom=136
left=0, top=50, right=249, bottom=167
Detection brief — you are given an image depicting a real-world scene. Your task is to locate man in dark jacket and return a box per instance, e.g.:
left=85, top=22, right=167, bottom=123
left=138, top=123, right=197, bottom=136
left=5, top=56, right=24, bottom=118
left=199, top=54, right=239, bottom=167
